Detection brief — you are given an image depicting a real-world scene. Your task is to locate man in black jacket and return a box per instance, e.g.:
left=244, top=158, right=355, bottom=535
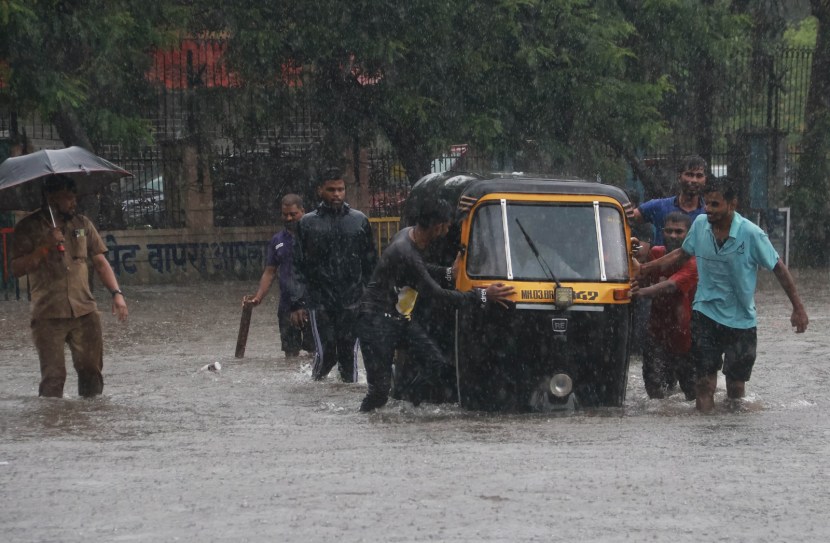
left=289, top=169, right=377, bottom=382
left=356, top=199, right=514, bottom=412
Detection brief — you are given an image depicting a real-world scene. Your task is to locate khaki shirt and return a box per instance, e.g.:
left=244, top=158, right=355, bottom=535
left=12, top=210, right=108, bottom=320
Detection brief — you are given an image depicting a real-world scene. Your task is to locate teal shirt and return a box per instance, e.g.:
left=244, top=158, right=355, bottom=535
left=682, top=212, right=779, bottom=329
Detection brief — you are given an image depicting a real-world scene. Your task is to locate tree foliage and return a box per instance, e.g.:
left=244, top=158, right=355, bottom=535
left=201, top=1, right=675, bottom=182
left=0, top=0, right=186, bottom=151
left=3, top=1, right=828, bottom=266
left=203, top=1, right=769, bottom=188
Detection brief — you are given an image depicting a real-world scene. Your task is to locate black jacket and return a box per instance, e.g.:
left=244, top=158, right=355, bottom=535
left=290, top=202, right=377, bottom=311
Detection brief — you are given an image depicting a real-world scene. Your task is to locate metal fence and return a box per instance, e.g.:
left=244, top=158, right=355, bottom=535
left=0, top=42, right=816, bottom=226
left=639, top=47, right=813, bottom=198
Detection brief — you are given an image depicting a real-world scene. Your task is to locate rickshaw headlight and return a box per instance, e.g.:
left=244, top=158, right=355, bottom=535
left=549, top=373, right=573, bottom=398
left=554, top=287, right=574, bottom=309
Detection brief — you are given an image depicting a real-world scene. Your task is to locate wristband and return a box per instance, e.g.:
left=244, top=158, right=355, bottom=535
left=110, top=289, right=124, bottom=298
left=475, top=287, right=487, bottom=307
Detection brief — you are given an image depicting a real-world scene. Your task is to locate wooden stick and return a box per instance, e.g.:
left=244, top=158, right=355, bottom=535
left=235, top=302, right=254, bottom=358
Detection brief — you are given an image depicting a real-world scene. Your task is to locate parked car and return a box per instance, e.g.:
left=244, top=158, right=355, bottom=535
left=122, top=187, right=165, bottom=227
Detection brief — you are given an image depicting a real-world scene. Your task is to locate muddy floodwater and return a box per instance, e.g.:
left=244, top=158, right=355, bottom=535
left=1, top=270, right=829, bottom=542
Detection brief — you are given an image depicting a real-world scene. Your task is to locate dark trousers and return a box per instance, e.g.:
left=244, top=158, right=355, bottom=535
left=356, top=311, right=449, bottom=401
left=642, top=337, right=696, bottom=400
left=691, top=311, right=757, bottom=382
left=278, top=311, right=314, bottom=356
left=31, top=312, right=104, bottom=398
left=309, top=307, right=359, bottom=382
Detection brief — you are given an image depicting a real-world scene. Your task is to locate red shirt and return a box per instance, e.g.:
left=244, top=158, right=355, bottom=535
left=644, top=246, right=698, bottom=353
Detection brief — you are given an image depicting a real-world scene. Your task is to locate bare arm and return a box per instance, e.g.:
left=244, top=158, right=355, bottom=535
left=92, top=253, right=128, bottom=321
left=772, top=259, right=808, bottom=333
left=245, top=266, right=277, bottom=306
left=639, top=248, right=690, bottom=277
left=623, top=203, right=643, bottom=224
left=631, top=278, right=678, bottom=299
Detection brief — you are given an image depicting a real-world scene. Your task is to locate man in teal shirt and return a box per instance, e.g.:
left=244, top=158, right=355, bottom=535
left=639, top=176, right=808, bottom=412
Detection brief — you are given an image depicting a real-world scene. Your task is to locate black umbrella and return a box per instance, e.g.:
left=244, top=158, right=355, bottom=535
left=0, top=146, right=132, bottom=211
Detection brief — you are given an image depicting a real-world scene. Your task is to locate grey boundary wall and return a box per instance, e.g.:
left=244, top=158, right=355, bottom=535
left=101, top=226, right=275, bottom=285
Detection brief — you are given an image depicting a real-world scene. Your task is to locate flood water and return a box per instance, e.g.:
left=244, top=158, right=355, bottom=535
left=1, top=270, right=829, bottom=542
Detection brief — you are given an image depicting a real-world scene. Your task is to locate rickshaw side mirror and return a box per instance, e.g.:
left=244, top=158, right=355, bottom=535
left=554, top=286, right=574, bottom=309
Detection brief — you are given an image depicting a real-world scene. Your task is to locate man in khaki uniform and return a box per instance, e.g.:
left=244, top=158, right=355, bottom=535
left=11, top=174, right=128, bottom=398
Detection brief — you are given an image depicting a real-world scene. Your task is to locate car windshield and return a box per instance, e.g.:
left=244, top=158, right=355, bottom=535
left=466, top=201, right=628, bottom=282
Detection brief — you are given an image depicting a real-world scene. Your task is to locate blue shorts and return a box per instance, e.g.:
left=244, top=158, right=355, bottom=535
left=691, top=311, right=757, bottom=381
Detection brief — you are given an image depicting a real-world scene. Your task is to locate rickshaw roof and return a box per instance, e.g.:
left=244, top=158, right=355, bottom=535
left=462, top=174, right=630, bottom=203
left=409, top=171, right=631, bottom=209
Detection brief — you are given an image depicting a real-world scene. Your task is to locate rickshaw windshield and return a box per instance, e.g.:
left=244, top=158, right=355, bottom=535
left=467, top=201, right=629, bottom=282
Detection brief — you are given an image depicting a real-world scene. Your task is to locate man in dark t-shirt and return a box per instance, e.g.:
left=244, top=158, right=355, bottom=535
left=356, top=199, right=514, bottom=412
left=243, top=194, right=313, bottom=358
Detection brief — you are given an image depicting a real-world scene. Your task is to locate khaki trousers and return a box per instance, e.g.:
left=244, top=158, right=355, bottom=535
left=31, top=312, right=104, bottom=398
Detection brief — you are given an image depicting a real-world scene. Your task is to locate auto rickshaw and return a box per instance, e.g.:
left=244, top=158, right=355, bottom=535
left=397, top=171, right=636, bottom=412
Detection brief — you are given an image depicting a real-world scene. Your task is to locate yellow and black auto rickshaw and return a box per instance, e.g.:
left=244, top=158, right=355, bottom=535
left=399, top=172, right=636, bottom=412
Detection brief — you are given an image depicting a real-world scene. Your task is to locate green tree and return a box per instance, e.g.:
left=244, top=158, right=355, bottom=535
left=206, top=0, right=673, bottom=183
left=0, top=0, right=186, bottom=151
left=613, top=0, right=751, bottom=195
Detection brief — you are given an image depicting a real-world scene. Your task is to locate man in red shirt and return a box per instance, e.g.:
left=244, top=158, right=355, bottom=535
left=631, top=211, right=697, bottom=400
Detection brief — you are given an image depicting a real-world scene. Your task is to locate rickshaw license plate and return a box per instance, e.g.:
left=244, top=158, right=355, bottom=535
left=551, top=318, right=568, bottom=333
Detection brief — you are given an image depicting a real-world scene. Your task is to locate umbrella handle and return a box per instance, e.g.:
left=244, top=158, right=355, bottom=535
left=47, top=205, right=66, bottom=253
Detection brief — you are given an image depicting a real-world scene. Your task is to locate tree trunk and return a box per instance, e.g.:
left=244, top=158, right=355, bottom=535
left=51, top=106, right=95, bottom=152
left=694, top=54, right=716, bottom=165
left=380, top=122, right=433, bottom=185
left=619, top=148, right=670, bottom=198
left=789, top=0, right=830, bottom=267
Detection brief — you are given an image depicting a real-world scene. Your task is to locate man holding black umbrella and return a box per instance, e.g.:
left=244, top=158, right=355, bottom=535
left=11, top=174, right=128, bottom=398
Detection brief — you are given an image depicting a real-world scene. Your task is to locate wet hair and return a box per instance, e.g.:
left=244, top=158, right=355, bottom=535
left=319, top=167, right=343, bottom=185
left=414, top=199, right=453, bottom=228
left=281, top=193, right=304, bottom=209
left=664, top=211, right=691, bottom=229
left=704, top=176, right=738, bottom=201
left=677, top=155, right=707, bottom=174
left=43, top=174, right=77, bottom=194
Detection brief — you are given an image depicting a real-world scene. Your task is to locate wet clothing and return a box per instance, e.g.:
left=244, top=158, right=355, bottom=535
left=265, top=229, right=298, bottom=317
left=644, top=246, right=697, bottom=354
left=639, top=195, right=706, bottom=246
left=692, top=311, right=757, bottom=381
left=640, top=245, right=698, bottom=399
left=278, top=311, right=314, bottom=356
left=32, top=312, right=103, bottom=397
left=356, top=311, right=452, bottom=407
left=682, top=212, right=779, bottom=329
left=12, top=210, right=109, bottom=397
left=359, top=228, right=472, bottom=316
left=680, top=211, right=773, bottom=381
left=309, top=307, right=360, bottom=382
left=358, top=227, right=483, bottom=405
left=265, top=228, right=313, bottom=356
left=12, top=210, right=107, bottom=320
left=642, top=342, right=695, bottom=400
left=290, top=202, right=376, bottom=381
left=290, top=202, right=376, bottom=312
